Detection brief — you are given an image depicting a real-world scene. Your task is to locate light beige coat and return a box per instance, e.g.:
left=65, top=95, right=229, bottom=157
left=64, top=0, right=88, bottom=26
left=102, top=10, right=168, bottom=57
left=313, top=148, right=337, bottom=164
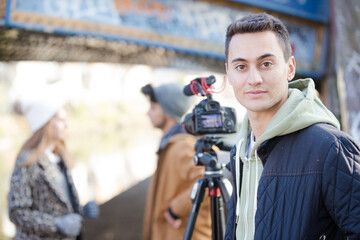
left=143, top=134, right=212, bottom=240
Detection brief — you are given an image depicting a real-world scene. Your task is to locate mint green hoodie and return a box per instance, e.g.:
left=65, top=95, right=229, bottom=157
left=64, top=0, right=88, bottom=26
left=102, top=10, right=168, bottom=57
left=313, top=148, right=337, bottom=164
left=235, top=78, right=340, bottom=240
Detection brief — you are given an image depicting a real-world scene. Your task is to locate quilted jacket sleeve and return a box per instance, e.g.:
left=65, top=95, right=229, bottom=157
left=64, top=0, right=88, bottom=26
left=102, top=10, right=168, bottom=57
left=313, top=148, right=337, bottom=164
left=8, top=161, right=58, bottom=235
left=322, top=136, right=360, bottom=239
left=225, top=194, right=235, bottom=240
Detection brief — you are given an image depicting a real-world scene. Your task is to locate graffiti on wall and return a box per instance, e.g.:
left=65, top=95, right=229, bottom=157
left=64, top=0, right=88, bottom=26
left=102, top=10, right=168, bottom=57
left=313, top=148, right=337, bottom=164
left=8, top=0, right=326, bottom=75
left=15, top=0, right=120, bottom=24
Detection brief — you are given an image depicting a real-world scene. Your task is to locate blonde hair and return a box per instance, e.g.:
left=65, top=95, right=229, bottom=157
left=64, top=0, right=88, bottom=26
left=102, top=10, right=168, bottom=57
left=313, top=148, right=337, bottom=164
left=20, top=115, right=72, bottom=167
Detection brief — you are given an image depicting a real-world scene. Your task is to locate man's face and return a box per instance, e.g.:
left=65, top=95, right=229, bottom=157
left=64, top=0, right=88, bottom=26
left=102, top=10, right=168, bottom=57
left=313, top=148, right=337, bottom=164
left=147, top=101, right=167, bottom=129
left=226, top=31, right=295, bottom=119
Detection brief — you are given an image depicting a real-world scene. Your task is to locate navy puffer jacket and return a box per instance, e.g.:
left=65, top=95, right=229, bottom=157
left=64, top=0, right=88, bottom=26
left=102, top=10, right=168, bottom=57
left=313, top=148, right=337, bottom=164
left=225, top=123, right=360, bottom=240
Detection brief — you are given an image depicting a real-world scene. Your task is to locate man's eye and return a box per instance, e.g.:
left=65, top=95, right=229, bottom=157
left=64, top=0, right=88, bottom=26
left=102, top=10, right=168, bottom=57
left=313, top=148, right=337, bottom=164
left=235, top=65, right=246, bottom=71
left=262, top=62, right=272, bottom=67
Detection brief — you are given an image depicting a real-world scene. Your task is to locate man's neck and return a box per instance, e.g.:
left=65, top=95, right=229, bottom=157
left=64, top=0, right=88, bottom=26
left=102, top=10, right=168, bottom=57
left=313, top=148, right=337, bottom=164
left=161, top=119, right=178, bottom=134
left=247, top=112, right=274, bottom=140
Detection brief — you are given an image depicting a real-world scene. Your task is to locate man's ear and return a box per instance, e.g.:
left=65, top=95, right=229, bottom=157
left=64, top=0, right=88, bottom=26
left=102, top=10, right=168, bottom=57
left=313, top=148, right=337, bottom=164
left=287, top=56, right=296, bottom=82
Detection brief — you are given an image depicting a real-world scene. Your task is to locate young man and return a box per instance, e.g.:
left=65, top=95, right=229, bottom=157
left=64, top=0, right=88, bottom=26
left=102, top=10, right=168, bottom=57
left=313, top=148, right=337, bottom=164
left=224, top=13, right=360, bottom=239
left=141, top=82, right=211, bottom=240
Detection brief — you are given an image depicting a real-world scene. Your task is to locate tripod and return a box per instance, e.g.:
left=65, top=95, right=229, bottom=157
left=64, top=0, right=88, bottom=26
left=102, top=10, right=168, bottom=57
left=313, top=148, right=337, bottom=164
left=183, top=136, right=233, bottom=240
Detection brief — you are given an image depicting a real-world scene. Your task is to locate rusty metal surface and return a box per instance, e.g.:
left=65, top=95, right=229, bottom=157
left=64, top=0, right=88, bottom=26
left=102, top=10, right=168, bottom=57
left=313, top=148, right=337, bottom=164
left=0, top=27, right=225, bottom=73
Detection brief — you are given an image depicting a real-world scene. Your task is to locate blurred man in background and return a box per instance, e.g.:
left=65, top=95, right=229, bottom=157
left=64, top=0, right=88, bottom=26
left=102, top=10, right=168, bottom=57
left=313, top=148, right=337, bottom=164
left=141, top=82, right=211, bottom=240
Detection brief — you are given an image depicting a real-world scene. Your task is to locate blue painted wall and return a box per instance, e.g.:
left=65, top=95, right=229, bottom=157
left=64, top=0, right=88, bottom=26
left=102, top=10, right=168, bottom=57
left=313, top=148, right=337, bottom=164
left=227, top=0, right=329, bottom=23
left=3, top=0, right=329, bottom=77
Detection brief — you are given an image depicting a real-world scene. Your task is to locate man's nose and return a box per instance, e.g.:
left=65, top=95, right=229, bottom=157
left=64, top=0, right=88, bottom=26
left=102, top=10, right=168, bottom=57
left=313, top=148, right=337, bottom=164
left=247, top=68, right=262, bottom=85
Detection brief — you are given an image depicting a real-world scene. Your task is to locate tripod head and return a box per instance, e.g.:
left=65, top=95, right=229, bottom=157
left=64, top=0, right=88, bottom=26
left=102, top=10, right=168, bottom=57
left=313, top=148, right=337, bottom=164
left=193, top=135, right=233, bottom=173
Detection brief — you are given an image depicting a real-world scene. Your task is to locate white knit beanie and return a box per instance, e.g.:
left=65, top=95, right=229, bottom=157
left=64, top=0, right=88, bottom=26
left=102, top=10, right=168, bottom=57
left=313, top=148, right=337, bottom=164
left=20, top=88, right=67, bottom=133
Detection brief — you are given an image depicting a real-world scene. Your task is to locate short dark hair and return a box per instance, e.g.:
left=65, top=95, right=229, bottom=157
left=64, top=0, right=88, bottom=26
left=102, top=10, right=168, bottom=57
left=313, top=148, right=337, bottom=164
left=225, top=12, right=292, bottom=63
left=141, top=84, right=157, bottom=102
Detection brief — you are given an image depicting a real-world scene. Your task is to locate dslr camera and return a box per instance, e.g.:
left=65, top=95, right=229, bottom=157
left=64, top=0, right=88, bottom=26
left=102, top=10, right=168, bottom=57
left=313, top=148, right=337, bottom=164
left=183, top=75, right=237, bottom=135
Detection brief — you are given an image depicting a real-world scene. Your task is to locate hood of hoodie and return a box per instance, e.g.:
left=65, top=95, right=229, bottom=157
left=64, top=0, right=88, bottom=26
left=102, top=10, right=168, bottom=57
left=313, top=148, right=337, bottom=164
left=237, top=78, right=340, bottom=161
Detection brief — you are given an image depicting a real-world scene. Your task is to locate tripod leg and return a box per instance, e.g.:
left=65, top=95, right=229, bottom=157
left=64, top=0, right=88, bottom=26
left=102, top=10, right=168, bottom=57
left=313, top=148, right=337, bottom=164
left=183, top=179, right=207, bottom=240
left=209, top=179, right=227, bottom=240
left=218, top=178, right=232, bottom=203
left=210, top=194, right=226, bottom=240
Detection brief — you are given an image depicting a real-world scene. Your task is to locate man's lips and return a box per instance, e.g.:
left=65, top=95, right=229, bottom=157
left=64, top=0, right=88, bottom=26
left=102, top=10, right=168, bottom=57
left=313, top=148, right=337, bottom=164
left=245, top=90, right=266, bottom=96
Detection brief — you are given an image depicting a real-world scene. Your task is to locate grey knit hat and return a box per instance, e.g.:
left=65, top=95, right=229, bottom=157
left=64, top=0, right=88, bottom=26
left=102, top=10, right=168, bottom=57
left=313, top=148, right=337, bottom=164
left=152, top=82, right=194, bottom=122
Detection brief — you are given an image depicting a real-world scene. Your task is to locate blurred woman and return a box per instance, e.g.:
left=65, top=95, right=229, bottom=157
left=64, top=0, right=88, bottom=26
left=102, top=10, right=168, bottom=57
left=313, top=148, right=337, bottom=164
left=8, top=97, right=98, bottom=240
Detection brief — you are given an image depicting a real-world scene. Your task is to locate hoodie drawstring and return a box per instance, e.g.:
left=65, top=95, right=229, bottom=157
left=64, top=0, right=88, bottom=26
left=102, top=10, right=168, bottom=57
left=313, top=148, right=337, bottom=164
left=253, top=150, right=259, bottom=237
left=244, top=156, right=251, bottom=240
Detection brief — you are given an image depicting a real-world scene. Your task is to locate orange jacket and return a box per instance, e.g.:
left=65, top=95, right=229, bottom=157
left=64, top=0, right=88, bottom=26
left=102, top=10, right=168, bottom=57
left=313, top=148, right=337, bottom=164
left=143, top=133, right=211, bottom=240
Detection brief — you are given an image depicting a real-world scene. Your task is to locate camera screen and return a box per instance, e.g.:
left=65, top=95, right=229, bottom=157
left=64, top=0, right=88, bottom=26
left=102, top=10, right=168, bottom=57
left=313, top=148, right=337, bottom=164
left=200, top=114, right=223, bottom=128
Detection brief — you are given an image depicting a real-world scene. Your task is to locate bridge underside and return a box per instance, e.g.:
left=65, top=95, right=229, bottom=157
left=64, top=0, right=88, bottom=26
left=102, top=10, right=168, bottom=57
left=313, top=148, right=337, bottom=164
left=0, top=27, right=225, bottom=73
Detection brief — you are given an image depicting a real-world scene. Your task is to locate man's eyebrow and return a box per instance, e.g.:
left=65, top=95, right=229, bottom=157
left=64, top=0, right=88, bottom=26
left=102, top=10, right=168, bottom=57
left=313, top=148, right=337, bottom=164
left=257, top=53, right=275, bottom=61
left=231, top=57, right=247, bottom=64
left=231, top=53, right=275, bottom=64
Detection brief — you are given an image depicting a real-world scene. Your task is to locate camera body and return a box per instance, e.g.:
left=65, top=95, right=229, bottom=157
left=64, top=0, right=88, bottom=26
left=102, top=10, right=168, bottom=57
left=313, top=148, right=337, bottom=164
left=183, top=97, right=237, bottom=135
